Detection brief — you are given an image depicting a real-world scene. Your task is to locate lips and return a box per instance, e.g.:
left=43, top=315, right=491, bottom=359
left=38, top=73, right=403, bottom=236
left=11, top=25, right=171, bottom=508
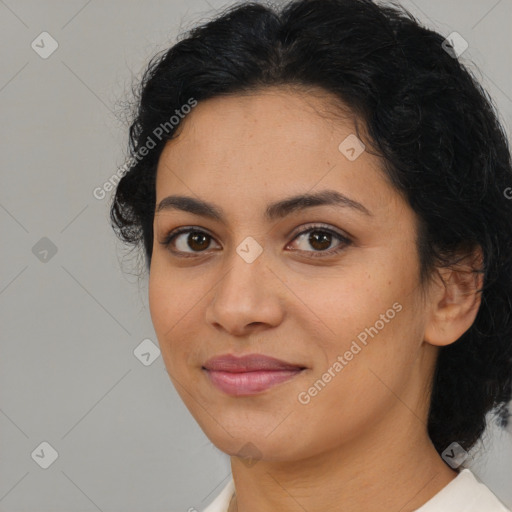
left=202, top=353, right=306, bottom=396
left=202, top=353, right=306, bottom=372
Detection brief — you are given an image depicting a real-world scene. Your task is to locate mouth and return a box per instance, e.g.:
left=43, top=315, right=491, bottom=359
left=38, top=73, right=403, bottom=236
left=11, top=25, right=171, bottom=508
left=202, top=353, right=307, bottom=396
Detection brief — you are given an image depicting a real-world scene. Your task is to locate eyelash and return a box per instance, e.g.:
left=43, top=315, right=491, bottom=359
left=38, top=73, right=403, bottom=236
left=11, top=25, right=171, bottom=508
left=159, top=223, right=352, bottom=259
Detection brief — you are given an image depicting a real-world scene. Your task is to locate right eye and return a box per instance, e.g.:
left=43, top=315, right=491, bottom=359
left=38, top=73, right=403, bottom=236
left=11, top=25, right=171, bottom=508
left=159, top=227, right=221, bottom=257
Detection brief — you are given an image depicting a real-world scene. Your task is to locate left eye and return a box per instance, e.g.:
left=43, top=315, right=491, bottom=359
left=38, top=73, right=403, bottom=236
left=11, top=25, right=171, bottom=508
left=159, top=225, right=351, bottom=258
left=288, top=227, right=350, bottom=256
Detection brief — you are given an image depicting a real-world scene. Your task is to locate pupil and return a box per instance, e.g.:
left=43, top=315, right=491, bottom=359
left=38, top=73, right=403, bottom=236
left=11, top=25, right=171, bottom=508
left=310, top=231, right=331, bottom=250
left=190, top=232, right=209, bottom=251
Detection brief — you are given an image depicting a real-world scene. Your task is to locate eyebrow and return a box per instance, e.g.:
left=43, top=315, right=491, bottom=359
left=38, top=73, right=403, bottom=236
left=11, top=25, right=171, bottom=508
left=155, top=189, right=373, bottom=222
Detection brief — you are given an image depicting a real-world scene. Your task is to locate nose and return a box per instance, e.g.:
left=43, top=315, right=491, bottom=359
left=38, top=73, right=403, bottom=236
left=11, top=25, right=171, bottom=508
left=204, top=247, right=285, bottom=336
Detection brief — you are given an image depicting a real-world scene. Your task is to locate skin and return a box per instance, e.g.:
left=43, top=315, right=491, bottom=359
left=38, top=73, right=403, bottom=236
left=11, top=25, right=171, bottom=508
left=148, top=86, right=483, bottom=512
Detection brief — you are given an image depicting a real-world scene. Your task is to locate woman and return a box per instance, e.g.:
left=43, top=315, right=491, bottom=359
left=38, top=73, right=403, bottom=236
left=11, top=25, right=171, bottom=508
left=110, top=0, right=512, bottom=510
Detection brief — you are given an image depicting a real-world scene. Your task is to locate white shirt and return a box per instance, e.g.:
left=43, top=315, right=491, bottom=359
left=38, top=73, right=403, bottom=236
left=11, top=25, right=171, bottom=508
left=203, top=469, right=510, bottom=512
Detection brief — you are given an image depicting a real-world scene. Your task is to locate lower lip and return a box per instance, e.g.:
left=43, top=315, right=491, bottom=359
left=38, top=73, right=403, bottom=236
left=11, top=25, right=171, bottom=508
left=204, top=368, right=304, bottom=396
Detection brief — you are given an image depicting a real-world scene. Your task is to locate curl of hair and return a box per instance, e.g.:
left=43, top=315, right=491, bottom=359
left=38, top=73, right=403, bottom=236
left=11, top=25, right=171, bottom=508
left=110, top=0, right=512, bottom=458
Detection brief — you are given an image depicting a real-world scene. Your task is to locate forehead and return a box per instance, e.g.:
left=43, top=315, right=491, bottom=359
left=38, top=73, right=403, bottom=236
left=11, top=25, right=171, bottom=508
left=154, top=88, right=404, bottom=221
left=166, top=87, right=355, bottom=155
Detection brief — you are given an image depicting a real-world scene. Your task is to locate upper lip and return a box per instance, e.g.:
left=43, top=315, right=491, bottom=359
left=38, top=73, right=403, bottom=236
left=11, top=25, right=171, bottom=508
left=202, top=354, right=306, bottom=372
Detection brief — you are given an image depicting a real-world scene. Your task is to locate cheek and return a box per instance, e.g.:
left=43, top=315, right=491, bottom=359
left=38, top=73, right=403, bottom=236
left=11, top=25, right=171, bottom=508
left=148, top=268, right=185, bottom=365
left=148, top=270, right=168, bottom=335
left=298, top=270, right=389, bottom=355
left=148, top=257, right=193, bottom=332
left=293, top=308, right=421, bottom=447
left=148, top=266, right=207, bottom=371
left=313, top=258, right=421, bottom=391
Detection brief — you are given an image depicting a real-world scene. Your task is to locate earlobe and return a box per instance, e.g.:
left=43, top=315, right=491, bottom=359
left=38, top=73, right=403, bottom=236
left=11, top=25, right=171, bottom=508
left=423, top=247, right=484, bottom=347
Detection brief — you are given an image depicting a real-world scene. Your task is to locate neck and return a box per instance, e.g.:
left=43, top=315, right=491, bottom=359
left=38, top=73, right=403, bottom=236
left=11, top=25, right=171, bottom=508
left=227, top=408, right=457, bottom=512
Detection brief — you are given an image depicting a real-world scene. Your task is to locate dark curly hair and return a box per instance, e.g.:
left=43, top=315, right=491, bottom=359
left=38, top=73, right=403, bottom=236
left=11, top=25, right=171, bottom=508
left=110, top=0, right=512, bottom=461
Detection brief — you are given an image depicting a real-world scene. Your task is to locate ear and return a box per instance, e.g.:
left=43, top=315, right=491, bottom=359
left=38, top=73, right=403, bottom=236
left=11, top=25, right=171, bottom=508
left=423, top=245, right=484, bottom=347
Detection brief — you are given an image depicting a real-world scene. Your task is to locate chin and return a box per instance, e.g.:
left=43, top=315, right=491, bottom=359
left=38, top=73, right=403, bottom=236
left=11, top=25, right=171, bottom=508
left=200, top=422, right=310, bottom=463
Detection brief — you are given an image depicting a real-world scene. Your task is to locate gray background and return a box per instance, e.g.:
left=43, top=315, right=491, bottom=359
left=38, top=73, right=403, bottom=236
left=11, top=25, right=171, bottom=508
left=1, top=0, right=511, bottom=511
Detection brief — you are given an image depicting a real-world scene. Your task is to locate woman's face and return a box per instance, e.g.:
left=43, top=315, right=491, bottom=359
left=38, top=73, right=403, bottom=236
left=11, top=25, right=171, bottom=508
left=148, top=88, right=436, bottom=462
